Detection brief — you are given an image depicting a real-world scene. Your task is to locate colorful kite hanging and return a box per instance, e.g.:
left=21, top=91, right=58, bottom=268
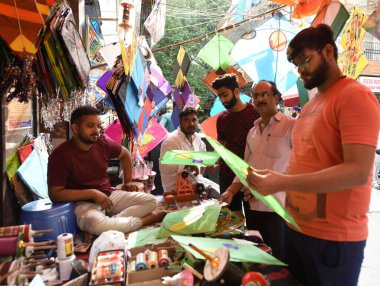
left=160, top=150, right=220, bottom=167
left=117, top=49, right=148, bottom=135
left=147, top=64, right=171, bottom=118
left=104, top=119, right=123, bottom=145
left=311, top=0, right=349, bottom=40
left=363, top=8, right=380, bottom=41
left=203, top=66, right=247, bottom=95
left=231, top=13, right=299, bottom=94
left=200, top=114, right=220, bottom=140
left=210, top=93, right=252, bottom=117
left=338, top=42, right=368, bottom=79
left=133, top=118, right=168, bottom=158
left=144, top=0, right=166, bottom=45
left=0, top=0, right=54, bottom=54
left=185, top=93, right=200, bottom=109
left=340, top=7, right=367, bottom=51
left=339, top=8, right=368, bottom=79
left=271, top=0, right=324, bottom=20
left=173, top=46, right=191, bottom=89
left=87, top=18, right=105, bottom=66
left=171, top=80, right=191, bottom=129
left=137, top=95, right=152, bottom=135
left=206, top=137, right=300, bottom=231
left=197, top=34, right=234, bottom=70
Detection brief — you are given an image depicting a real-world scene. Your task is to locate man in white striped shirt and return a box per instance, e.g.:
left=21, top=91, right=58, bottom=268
left=220, top=80, right=295, bottom=258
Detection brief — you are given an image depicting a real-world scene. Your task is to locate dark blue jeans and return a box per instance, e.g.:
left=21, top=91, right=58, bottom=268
left=284, top=226, right=366, bottom=286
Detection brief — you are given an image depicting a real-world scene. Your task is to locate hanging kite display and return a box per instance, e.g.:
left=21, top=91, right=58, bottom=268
left=210, top=93, right=252, bottom=117
left=87, top=18, right=105, bottom=66
left=171, top=80, right=191, bottom=129
left=173, top=46, right=191, bottom=89
left=363, top=8, right=380, bottom=41
left=0, top=0, right=54, bottom=54
left=203, top=66, right=247, bottom=95
left=197, top=34, right=234, bottom=71
left=37, top=3, right=90, bottom=99
left=311, top=0, right=349, bottom=40
left=147, top=64, right=171, bottom=118
left=133, top=118, right=168, bottom=158
left=185, top=93, right=200, bottom=109
left=339, top=8, right=368, bottom=79
left=144, top=0, right=167, bottom=45
left=271, top=0, right=324, bottom=19
left=231, top=13, right=298, bottom=94
left=118, top=49, right=148, bottom=135
left=200, top=114, right=220, bottom=140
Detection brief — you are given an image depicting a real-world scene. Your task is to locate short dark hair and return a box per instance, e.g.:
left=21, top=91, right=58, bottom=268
left=179, top=107, right=198, bottom=119
left=287, top=24, right=338, bottom=61
left=254, top=80, right=282, bottom=100
left=211, top=74, right=239, bottom=90
left=70, top=106, right=99, bottom=125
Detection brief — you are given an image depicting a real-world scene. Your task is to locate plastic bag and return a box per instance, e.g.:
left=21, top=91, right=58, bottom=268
left=88, top=230, right=126, bottom=271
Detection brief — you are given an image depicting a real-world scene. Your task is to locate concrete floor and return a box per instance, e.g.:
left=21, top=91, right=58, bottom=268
left=358, top=186, right=380, bottom=286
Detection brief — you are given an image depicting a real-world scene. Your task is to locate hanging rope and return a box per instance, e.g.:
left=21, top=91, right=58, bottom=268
left=152, top=5, right=286, bottom=53
left=13, top=0, right=26, bottom=52
left=33, top=0, right=46, bottom=30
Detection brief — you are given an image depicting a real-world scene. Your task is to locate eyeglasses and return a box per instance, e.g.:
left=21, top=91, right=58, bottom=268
left=293, top=49, right=321, bottom=70
left=252, top=91, right=273, bottom=100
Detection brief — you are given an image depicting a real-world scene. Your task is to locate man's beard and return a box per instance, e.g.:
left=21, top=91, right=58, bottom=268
left=78, top=132, right=98, bottom=145
left=181, top=127, right=195, bottom=137
left=303, top=57, right=329, bottom=90
left=223, top=95, right=238, bottom=109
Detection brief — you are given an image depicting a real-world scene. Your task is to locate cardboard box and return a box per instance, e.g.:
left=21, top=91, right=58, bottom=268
left=127, top=268, right=179, bottom=286
left=127, top=242, right=180, bottom=286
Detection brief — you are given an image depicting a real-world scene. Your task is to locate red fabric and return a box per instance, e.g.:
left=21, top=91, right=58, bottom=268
left=217, top=103, right=259, bottom=176
left=48, top=136, right=121, bottom=196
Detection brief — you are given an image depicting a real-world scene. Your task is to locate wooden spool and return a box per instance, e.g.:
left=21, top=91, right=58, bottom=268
left=119, top=1, right=134, bottom=29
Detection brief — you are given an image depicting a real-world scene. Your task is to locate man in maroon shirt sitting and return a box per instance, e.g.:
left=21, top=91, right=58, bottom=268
left=48, top=106, right=165, bottom=235
left=211, top=74, right=260, bottom=212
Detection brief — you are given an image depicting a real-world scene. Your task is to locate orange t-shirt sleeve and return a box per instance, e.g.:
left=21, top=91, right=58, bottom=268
left=337, top=84, right=380, bottom=147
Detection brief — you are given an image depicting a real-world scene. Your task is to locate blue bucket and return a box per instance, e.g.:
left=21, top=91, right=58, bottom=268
left=20, top=199, right=77, bottom=241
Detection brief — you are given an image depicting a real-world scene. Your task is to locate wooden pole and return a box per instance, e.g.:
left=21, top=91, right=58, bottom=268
left=0, top=87, right=6, bottom=227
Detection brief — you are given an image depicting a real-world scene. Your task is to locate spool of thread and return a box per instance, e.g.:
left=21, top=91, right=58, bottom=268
left=147, top=251, right=158, bottom=269
left=57, top=233, right=74, bottom=259
left=0, top=237, right=18, bottom=256
left=128, top=260, right=136, bottom=273
left=97, top=252, right=123, bottom=263
left=95, top=261, right=122, bottom=279
left=119, top=1, right=134, bottom=29
left=135, top=253, right=147, bottom=271
left=57, top=254, right=75, bottom=281
left=242, top=271, right=269, bottom=286
left=158, top=249, right=170, bottom=267
left=0, top=225, right=31, bottom=242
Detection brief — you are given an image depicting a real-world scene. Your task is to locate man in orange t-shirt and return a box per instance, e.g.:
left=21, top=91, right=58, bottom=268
left=247, top=24, right=380, bottom=286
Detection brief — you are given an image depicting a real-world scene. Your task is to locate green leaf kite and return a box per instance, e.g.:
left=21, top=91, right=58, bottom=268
left=206, top=137, right=300, bottom=231
left=160, top=150, right=220, bottom=167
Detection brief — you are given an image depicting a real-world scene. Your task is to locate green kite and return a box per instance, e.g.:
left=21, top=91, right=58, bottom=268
left=160, top=150, right=220, bottom=167
left=206, top=137, right=300, bottom=231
